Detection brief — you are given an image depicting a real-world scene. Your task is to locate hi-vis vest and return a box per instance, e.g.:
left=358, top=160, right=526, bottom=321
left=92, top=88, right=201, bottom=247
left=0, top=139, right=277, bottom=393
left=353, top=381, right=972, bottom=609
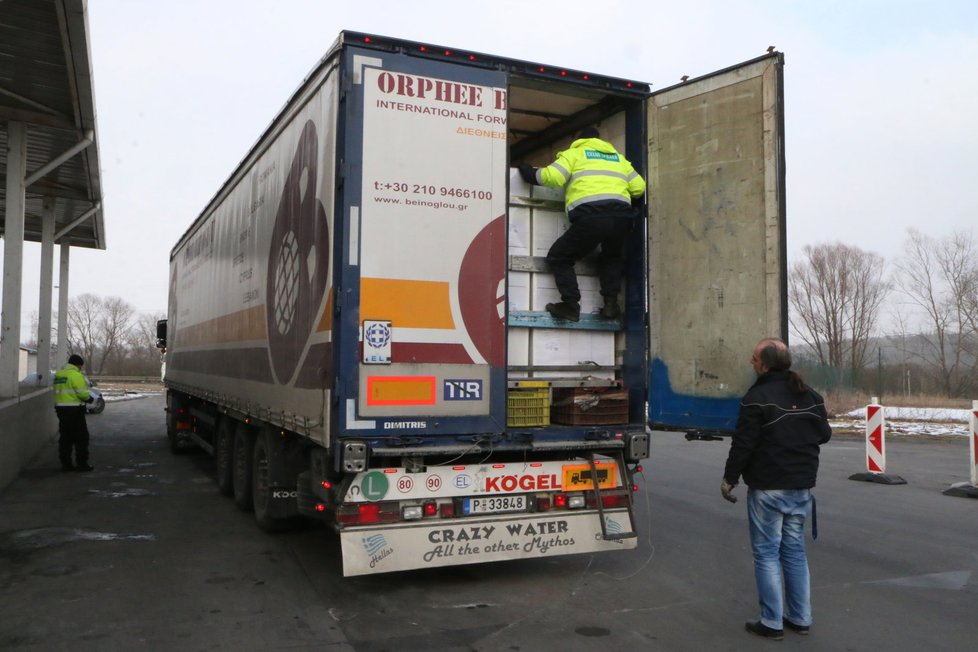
left=536, top=137, right=646, bottom=213
left=53, top=363, right=90, bottom=407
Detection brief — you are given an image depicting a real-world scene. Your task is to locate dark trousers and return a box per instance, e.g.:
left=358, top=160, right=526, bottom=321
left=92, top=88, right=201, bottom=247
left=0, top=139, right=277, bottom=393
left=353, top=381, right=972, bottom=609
left=56, top=406, right=90, bottom=468
left=546, top=212, right=631, bottom=304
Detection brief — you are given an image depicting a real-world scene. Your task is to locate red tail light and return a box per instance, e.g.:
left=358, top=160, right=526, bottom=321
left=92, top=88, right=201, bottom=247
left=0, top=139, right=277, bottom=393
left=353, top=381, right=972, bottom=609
left=554, top=494, right=568, bottom=509
left=536, top=496, right=551, bottom=512
left=423, top=501, right=437, bottom=517
left=584, top=492, right=631, bottom=509
left=602, top=494, right=630, bottom=509
left=440, top=503, right=455, bottom=518
left=586, top=489, right=628, bottom=509
left=337, top=502, right=399, bottom=525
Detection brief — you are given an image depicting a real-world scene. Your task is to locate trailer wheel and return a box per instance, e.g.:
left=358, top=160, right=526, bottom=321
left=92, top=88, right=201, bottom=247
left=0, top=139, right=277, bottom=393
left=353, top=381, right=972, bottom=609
left=214, top=417, right=235, bottom=497
left=252, top=430, right=291, bottom=532
left=232, top=423, right=255, bottom=511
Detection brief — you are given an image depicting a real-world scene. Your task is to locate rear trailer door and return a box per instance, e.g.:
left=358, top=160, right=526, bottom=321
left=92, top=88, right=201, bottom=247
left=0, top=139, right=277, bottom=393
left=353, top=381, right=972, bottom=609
left=338, top=46, right=509, bottom=437
left=646, top=53, right=786, bottom=434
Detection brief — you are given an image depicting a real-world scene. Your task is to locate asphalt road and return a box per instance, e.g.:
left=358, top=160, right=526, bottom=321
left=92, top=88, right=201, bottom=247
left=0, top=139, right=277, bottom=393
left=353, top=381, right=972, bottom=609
left=1, top=395, right=976, bottom=651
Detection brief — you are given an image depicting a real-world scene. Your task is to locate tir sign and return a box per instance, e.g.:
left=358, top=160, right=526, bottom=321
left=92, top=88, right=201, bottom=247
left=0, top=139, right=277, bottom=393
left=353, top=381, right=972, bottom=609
left=444, top=379, right=483, bottom=401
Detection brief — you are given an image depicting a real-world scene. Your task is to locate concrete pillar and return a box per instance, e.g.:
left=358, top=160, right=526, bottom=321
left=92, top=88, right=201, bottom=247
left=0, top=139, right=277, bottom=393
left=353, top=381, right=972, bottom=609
left=37, top=198, right=56, bottom=385
left=56, top=243, right=70, bottom=367
left=1, top=121, right=27, bottom=397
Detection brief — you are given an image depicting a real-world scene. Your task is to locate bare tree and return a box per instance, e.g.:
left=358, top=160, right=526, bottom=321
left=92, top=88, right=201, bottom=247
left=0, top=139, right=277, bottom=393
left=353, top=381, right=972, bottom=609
left=789, top=242, right=890, bottom=370
left=66, top=294, right=136, bottom=375
left=23, top=311, right=39, bottom=349
left=893, top=228, right=978, bottom=397
left=119, top=312, right=167, bottom=375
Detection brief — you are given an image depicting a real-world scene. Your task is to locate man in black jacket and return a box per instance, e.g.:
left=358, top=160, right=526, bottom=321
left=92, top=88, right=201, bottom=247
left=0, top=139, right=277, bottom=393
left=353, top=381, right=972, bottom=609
left=721, top=338, right=832, bottom=640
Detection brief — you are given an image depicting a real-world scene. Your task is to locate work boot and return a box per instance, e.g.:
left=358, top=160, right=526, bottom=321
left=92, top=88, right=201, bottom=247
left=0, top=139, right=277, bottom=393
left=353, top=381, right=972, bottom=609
left=745, top=621, right=784, bottom=640
left=600, top=296, right=621, bottom=320
left=545, top=301, right=580, bottom=322
left=783, top=619, right=810, bottom=635
left=75, top=464, right=94, bottom=472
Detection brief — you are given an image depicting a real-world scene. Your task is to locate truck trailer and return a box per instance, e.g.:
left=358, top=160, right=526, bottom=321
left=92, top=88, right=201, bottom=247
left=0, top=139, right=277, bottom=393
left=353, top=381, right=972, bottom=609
left=158, top=31, right=786, bottom=576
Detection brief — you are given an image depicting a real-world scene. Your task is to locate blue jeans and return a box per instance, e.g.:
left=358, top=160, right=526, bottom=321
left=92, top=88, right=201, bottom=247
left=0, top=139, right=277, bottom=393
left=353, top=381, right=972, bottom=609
left=747, top=488, right=813, bottom=629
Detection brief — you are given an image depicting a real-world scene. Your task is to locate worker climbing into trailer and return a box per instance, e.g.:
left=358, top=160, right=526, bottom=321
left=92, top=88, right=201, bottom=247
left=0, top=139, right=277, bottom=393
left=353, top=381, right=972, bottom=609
left=519, top=126, right=646, bottom=322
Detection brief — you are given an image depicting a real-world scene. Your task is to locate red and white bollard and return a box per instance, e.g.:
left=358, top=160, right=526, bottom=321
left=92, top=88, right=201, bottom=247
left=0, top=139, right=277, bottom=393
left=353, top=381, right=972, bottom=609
left=865, top=396, right=886, bottom=473
left=849, top=396, right=906, bottom=485
left=944, top=400, right=978, bottom=498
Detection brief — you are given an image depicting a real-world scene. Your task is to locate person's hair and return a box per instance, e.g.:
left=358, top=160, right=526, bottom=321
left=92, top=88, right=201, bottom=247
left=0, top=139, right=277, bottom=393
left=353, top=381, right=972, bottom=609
left=68, top=354, right=84, bottom=367
left=757, top=338, right=808, bottom=394
left=578, top=126, right=600, bottom=139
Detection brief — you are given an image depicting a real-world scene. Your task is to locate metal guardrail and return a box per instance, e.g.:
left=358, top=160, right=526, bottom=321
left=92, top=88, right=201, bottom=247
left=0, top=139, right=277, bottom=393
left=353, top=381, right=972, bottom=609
left=89, top=376, right=163, bottom=384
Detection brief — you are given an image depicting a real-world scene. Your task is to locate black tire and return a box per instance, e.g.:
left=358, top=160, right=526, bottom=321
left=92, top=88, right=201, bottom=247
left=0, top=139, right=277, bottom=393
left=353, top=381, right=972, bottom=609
left=232, top=423, right=255, bottom=511
left=214, top=418, right=235, bottom=497
left=252, top=430, right=291, bottom=532
left=87, top=397, right=105, bottom=415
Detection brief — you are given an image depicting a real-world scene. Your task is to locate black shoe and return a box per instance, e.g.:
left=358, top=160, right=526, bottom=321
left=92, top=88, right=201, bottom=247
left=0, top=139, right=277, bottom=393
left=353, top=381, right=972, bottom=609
left=75, top=465, right=94, bottom=472
left=545, top=302, right=580, bottom=322
left=783, top=619, right=810, bottom=635
left=600, top=297, right=621, bottom=320
left=745, top=621, right=784, bottom=640
left=61, top=465, right=75, bottom=473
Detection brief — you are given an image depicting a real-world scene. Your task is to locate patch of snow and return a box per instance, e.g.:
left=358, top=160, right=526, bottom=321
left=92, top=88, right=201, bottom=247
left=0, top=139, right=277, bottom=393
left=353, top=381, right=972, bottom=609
left=103, top=391, right=159, bottom=403
left=845, top=406, right=974, bottom=421
left=832, top=405, right=975, bottom=437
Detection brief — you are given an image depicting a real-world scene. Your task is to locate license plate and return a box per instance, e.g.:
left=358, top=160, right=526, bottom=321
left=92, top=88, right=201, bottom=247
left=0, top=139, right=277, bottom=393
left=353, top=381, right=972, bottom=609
left=462, top=495, right=527, bottom=515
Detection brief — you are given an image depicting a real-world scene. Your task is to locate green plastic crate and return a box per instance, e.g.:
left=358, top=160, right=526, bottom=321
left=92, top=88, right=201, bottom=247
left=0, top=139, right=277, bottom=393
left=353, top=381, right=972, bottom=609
left=507, top=387, right=550, bottom=427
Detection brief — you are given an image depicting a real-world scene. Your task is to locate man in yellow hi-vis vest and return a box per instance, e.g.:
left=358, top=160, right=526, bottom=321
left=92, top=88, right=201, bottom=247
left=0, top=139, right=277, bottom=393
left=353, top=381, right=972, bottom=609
left=53, top=354, right=94, bottom=472
left=519, top=126, right=646, bottom=322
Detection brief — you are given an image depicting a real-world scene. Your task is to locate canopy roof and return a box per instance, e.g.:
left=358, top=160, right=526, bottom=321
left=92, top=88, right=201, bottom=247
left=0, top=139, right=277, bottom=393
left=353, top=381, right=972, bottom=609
left=0, top=0, right=104, bottom=249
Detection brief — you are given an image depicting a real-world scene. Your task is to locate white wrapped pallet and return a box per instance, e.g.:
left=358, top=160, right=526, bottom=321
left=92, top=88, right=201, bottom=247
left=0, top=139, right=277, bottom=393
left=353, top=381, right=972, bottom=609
left=509, top=207, right=531, bottom=256
left=529, top=208, right=571, bottom=258
left=508, top=271, right=531, bottom=311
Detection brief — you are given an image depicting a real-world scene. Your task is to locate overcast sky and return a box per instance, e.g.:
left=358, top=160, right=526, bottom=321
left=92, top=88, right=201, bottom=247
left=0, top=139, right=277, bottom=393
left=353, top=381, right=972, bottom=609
left=8, top=0, right=978, bottom=332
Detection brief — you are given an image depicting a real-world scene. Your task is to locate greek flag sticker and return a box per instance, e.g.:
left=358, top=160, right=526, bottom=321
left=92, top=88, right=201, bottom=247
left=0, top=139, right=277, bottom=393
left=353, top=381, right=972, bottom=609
left=604, top=517, right=624, bottom=535
left=363, top=534, right=388, bottom=555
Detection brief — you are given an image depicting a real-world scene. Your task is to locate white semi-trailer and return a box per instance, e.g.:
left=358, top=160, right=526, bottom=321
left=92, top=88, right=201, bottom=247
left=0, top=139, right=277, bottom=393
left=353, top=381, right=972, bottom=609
left=158, top=31, right=786, bottom=576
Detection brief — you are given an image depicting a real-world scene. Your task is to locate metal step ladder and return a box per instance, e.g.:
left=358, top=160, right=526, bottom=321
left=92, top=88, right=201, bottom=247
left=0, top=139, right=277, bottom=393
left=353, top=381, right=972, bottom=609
left=588, top=450, right=638, bottom=541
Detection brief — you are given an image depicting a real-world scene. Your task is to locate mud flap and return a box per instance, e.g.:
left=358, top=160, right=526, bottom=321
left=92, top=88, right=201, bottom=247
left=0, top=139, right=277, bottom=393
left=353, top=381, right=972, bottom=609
left=339, top=509, right=637, bottom=576
left=266, top=486, right=301, bottom=518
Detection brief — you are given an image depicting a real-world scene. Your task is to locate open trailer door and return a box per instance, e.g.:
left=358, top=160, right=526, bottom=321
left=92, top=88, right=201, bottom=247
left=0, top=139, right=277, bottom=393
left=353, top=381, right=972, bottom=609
left=646, top=52, right=787, bottom=435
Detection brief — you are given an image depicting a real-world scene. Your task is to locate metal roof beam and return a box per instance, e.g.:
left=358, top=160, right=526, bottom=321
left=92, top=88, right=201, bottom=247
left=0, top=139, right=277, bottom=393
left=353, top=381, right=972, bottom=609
left=0, top=172, right=89, bottom=201
left=53, top=201, right=100, bottom=242
left=25, top=130, right=94, bottom=186
left=0, top=105, right=76, bottom=130
left=0, top=84, right=67, bottom=118
left=24, top=178, right=91, bottom=201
